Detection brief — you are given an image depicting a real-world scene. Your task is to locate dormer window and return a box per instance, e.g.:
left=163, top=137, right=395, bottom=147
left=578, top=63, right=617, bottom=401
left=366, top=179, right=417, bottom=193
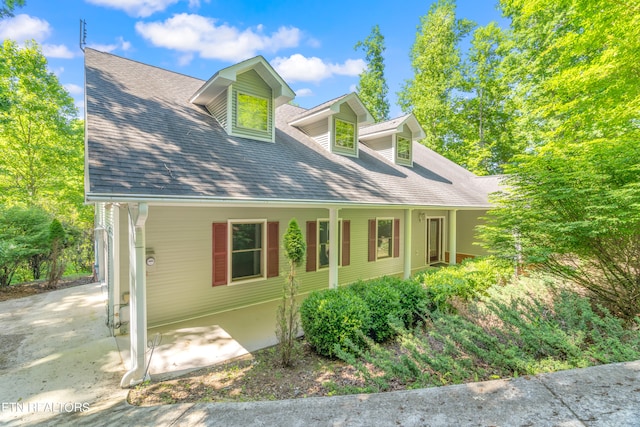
left=335, top=119, right=356, bottom=152
left=396, top=135, right=412, bottom=165
left=190, top=56, right=295, bottom=144
left=289, top=93, right=374, bottom=158
left=237, top=92, right=269, bottom=132
left=359, top=114, right=425, bottom=167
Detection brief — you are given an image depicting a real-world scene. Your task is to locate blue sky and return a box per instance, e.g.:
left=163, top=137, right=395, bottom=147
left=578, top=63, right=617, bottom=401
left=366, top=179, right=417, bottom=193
left=1, top=0, right=505, bottom=118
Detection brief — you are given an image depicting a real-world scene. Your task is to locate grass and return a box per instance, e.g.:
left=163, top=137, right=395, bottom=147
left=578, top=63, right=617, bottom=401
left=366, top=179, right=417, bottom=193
left=129, top=271, right=640, bottom=406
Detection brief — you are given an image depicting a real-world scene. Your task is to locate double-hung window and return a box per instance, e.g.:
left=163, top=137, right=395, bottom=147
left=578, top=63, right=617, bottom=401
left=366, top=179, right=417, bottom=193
left=396, top=136, right=411, bottom=163
left=318, top=220, right=342, bottom=269
left=231, top=221, right=264, bottom=281
left=334, top=119, right=356, bottom=152
left=306, top=219, right=350, bottom=272
left=212, top=220, right=279, bottom=286
left=368, top=218, right=400, bottom=262
left=376, top=219, right=393, bottom=259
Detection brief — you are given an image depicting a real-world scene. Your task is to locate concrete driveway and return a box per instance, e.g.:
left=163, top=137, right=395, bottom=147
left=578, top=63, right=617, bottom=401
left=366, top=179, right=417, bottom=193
left=0, top=283, right=127, bottom=426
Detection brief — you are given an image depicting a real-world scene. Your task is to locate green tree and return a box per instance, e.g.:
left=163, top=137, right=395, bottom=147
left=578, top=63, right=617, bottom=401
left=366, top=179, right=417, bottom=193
left=276, top=218, right=306, bottom=367
left=46, top=218, right=66, bottom=288
left=0, top=0, right=25, bottom=18
left=398, top=0, right=474, bottom=163
left=480, top=0, right=640, bottom=320
left=355, top=25, right=390, bottom=123
left=0, top=40, right=82, bottom=213
left=0, top=205, right=51, bottom=287
left=458, top=23, right=519, bottom=175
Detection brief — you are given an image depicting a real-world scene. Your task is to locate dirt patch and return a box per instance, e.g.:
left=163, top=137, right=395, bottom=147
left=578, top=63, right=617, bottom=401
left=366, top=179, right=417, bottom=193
left=128, top=342, right=386, bottom=406
left=0, top=276, right=95, bottom=302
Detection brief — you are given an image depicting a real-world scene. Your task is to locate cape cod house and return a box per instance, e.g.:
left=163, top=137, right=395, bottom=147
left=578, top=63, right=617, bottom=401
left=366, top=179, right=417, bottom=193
left=84, top=48, right=499, bottom=387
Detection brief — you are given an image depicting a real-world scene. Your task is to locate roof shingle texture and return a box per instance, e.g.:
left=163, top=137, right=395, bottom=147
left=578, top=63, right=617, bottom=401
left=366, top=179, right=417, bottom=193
left=85, top=49, right=493, bottom=208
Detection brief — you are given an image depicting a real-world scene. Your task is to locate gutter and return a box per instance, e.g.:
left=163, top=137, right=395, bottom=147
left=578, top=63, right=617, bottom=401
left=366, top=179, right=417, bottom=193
left=85, top=193, right=493, bottom=211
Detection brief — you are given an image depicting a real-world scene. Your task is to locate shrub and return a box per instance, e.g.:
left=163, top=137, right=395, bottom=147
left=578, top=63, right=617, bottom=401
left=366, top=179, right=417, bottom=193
left=387, top=276, right=431, bottom=326
left=350, top=278, right=403, bottom=342
left=300, top=287, right=370, bottom=357
left=415, top=257, right=512, bottom=311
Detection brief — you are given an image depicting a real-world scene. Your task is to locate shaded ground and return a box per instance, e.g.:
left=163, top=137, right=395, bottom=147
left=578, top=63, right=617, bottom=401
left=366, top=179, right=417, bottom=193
left=128, top=342, right=376, bottom=406
left=0, top=275, right=95, bottom=302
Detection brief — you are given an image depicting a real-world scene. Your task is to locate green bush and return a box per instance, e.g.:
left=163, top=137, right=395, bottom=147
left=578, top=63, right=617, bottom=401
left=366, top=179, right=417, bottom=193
left=350, top=279, right=403, bottom=342
left=415, top=257, right=512, bottom=311
left=300, top=287, right=371, bottom=357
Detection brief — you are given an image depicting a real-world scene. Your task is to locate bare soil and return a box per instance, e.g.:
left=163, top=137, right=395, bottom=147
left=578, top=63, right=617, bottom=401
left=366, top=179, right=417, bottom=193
left=0, top=275, right=95, bottom=302
left=128, top=341, right=399, bottom=406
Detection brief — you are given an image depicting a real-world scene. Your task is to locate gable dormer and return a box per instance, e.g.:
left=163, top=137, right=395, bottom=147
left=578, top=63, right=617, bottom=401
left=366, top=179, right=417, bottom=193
left=359, top=114, right=425, bottom=167
left=289, top=93, right=374, bottom=157
left=190, top=56, right=295, bottom=143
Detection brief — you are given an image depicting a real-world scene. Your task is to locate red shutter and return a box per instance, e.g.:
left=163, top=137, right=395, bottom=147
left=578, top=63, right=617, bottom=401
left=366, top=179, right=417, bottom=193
left=212, top=222, right=228, bottom=286
left=368, top=219, right=376, bottom=262
left=306, top=221, right=317, bottom=272
left=393, top=218, right=400, bottom=258
left=267, top=221, right=279, bottom=278
left=341, top=220, right=350, bottom=266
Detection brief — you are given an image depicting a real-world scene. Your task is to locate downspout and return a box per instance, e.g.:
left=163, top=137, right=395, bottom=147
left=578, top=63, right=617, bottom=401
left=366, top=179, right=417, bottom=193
left=120, top=202, right=149, bottom=388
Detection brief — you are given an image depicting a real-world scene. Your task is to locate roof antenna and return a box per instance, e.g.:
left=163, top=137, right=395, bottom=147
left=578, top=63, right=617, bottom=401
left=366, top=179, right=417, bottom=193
left=79, top=19, right=87, bottom=52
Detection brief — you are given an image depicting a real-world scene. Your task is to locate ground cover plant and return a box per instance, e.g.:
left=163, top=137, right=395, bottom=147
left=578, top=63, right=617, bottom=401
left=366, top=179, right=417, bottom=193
left=128, top=258, right=640, bottom=406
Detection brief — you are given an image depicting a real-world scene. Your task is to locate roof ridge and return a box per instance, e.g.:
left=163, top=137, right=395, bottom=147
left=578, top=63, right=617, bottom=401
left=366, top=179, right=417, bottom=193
left=84, top=48, right=205, bottom=82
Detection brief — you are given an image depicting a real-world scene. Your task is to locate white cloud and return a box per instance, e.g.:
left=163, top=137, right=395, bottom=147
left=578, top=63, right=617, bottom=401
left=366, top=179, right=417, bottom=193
left=64, top=83, right=84, bottom=95
left=272, top=54, right=366, bottom=83
left=0, top=14, right=77, bottom=59
left=85, top=0, right=180, bottom=18
left=87, top=36, right=132, bottom=53
left=295, top=88, right=313, bottom=97
left=43, top=44, right=75, bottom=59
left=135, top=13, right=301, bottom=62
left=0, top=14, right=51, bottom=43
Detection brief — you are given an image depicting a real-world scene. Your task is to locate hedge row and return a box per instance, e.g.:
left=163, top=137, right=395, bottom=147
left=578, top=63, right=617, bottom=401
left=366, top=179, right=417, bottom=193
left=300, top=257, right=513, bottom=357
left=300, top=276, right=428, bottom=357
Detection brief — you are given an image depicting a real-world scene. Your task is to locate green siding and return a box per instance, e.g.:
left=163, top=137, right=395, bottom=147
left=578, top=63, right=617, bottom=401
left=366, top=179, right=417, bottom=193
left=230, top=69, right=273, bottom=142
left=206, top=90, right=228, bottom=130
left=115, top=205, right=484, bottom=327
left=456, top=210, right=488, bottom=256
left=363, top=136, right=393, bottom=163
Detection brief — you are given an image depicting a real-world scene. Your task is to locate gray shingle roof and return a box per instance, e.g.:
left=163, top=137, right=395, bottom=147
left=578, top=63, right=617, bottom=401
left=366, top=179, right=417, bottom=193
left=85, top=49, right=495, bottom=208
left=359, top=115, right=410, bottom=137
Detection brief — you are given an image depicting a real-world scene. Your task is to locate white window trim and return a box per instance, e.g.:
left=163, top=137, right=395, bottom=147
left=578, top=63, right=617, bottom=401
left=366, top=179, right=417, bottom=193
left=375, top=217, right=395, bottom=261
left=235, top=91, right=270, bottom=133
left=332, top=117, right=358, bottom=156
left=227, top=218, right=267, bottom=285
left=317, top=218, right=343, bottom=270
left=425, top=216, right=445, bottom=265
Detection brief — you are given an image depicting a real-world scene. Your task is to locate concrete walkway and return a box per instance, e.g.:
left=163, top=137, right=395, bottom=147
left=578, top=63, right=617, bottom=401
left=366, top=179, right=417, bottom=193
left=1, top=284, right=639, bottom=426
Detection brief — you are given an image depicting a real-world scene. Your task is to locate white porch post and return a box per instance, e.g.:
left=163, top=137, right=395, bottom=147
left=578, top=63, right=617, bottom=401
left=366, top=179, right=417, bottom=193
left=404, top=209, right=413, bottom=279
left=120, top=202, right=149, bottom=388
left=94, top=203, right=105, bottom=283
left=449, top=209, right=457, bottom=265
left=329, top=207, right=339, bottom=289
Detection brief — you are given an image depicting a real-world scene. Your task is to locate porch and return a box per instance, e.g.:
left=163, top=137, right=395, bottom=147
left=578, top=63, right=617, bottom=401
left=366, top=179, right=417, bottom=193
left=116, top=299, right=280, bottom=381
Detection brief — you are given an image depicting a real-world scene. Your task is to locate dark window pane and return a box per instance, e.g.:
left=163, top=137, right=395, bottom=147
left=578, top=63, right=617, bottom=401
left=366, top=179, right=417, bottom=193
left=232, top=249, right=262, bottom=280
left=232, top=223, right=262, bottom=251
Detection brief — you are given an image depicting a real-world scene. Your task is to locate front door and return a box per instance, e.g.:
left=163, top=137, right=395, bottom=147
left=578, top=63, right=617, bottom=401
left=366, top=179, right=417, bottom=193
left=427, top=218, right=443, bottom=264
